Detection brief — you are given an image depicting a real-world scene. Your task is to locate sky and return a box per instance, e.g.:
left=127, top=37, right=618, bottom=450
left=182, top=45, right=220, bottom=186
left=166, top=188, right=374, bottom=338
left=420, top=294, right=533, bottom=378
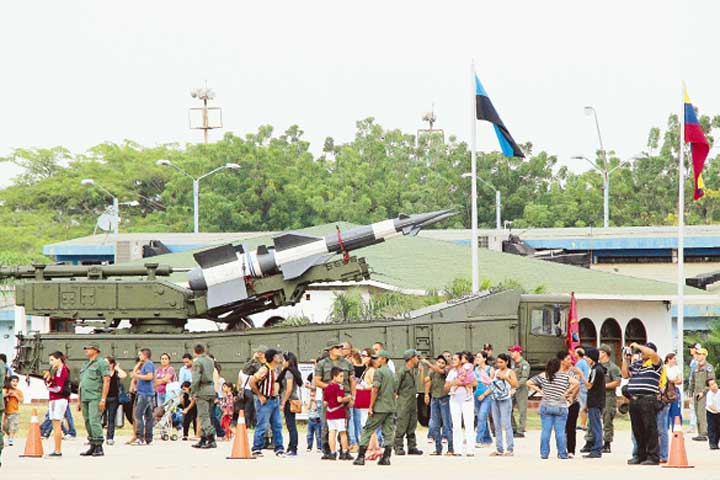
left=0, top=1, right=712, bottom=186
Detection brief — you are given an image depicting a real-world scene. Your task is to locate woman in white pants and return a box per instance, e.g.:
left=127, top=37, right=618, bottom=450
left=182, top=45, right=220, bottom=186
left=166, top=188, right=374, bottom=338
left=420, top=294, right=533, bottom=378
left=445, top=352, right=477, bottom=456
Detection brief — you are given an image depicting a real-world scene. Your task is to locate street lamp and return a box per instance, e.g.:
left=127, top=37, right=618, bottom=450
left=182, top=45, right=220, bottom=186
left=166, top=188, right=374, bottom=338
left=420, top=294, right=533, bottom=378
left=583, top=106, right=613, bottom=228
left=157, top=160, right=241, bottom=233
left=572, top=155, right=628, bottom=228
left=81, top=179, right=123, bottom=235
left=462, top=172, right=501, bottom=230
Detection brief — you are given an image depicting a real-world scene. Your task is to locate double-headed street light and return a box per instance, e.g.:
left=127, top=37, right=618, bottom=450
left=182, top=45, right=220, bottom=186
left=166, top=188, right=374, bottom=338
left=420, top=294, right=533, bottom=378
left=156, top=160, right=241, bottom=233
left=462, top=172, right=501, bottom=230
left=572, top=155, right=628, bottom=229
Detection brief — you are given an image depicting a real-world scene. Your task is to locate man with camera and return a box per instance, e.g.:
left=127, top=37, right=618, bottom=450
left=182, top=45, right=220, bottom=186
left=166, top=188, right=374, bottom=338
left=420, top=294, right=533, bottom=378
left=621, top=342, right=662, bottom=465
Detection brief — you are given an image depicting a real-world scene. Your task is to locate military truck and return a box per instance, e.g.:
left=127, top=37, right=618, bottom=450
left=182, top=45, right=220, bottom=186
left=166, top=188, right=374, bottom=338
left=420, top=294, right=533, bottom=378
left=13, top=288, right=570, bottom=385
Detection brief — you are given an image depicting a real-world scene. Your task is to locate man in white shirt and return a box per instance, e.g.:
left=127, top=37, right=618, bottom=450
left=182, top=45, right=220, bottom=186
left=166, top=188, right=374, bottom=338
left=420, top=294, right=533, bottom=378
left=705, top=378, right=720, bottom=450
left=373, top=342, right=395, bottom=373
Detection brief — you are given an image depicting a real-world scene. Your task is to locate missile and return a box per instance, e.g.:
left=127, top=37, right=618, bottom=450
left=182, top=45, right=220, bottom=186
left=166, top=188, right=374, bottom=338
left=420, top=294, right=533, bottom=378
left=187, top=209, right=456, bottom=309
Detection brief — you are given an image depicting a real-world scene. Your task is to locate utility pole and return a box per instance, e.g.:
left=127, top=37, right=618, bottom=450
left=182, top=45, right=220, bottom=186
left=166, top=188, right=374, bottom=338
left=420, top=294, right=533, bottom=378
left=190, top=83, right=223, bottom=144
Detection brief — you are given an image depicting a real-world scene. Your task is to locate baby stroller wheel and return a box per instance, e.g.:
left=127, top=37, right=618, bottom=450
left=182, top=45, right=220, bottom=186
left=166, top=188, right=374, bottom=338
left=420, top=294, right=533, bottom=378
left=161, top=433, right=169, bottom=441
left=170, top=434, right=178, bottom=441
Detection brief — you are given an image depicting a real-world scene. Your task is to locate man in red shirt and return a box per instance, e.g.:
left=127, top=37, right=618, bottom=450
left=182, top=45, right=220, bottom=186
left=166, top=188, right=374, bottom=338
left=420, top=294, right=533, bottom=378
left=324, top=367, right=353, bottom=460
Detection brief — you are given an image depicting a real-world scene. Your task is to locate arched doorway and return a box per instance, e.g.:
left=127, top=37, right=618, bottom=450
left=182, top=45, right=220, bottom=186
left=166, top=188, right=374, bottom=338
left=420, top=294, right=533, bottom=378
left=625, top=318, right=647, bottom=346
left=579, top=318, right=597, bottom=348
left=600, top=318, right=622, bottom=364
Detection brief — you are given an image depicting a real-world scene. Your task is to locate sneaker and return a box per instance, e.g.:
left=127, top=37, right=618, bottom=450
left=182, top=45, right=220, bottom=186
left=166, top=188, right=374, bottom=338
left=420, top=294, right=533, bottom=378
left=475, top=443, right=484, bottom=448
left=306, top=448, right=313, bottom=453
left=503, top=451, right=514, bottom=457
left=106, top=439, right=115, bottom=446
left=48, top=451, right=62, bottom=457
left=513, top=432, right=525, bottom=438
left=182, top=437, right=189, bottom=441
left=466, top=452, right=475, bottom=457
left=252, top=450, right=264, bottom=458
left=276, top=451, right=286, bottom=457
left=692, top=435, right=708, bottom=442
left=63, top=435, right=76, bottom=441
left=286, top=451, right=297, bottom=457
left=129, top=439, right=145, bottom=446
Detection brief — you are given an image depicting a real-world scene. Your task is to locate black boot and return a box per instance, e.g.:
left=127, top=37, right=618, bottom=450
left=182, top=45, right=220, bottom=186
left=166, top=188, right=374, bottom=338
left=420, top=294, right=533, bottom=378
left=80, top=445, right=97, bottom=456
left=579, top=443, right=592, bottom=453
left=192, top=436, right=207, bottom=448
left=395, top=447, right=406, bottom=456
left=202, top=434, right=217, bottom=449
left=378, top=446, right=392, bottom=466
left=602, top=442, right=611, bottom=453
left=339, top=450, right=353, bottom=461
left=353, top=447, right=367, bottom=466
left=321, top=444, right=335, bottom=460
left=92, top=445, right=104, bottom=457
left=407, top=447, right=423, bottom=455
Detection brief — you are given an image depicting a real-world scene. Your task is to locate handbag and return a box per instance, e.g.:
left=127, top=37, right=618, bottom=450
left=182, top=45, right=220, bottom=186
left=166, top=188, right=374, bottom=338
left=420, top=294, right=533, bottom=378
left=354, top=389, right=371, bottom=409
left=290, top=399, right=302, bottom=414
left=661, top=381, right=678, bottom=405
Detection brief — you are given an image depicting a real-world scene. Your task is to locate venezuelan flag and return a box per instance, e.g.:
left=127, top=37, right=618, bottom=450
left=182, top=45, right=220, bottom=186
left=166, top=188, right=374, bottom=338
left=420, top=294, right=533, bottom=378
left=475, top=75, right=525, bottom=158
left=684, top=88, right=709, bottom=200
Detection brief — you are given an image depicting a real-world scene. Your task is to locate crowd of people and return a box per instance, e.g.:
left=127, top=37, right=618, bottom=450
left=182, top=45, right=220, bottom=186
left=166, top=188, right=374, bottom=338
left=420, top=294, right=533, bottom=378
left=0, top=338, right=718, bottom=468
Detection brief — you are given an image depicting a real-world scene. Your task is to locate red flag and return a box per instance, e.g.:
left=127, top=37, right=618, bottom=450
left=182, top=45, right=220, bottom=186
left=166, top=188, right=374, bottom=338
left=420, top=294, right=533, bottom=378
left=567, top=292, right=580, bottom=362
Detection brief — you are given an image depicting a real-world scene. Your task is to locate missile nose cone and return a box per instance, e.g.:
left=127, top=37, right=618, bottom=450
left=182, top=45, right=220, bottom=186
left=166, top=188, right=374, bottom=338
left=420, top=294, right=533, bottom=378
left=398, top=209, right=457, bottom=236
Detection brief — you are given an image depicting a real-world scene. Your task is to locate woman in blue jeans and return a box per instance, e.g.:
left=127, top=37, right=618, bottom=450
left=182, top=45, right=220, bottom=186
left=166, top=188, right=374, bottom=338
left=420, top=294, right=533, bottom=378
left=489, top=353, right=518, bottom=456
left=528, top=357, right=578, bottom=460
left=474, top=351, right=494, bottom=447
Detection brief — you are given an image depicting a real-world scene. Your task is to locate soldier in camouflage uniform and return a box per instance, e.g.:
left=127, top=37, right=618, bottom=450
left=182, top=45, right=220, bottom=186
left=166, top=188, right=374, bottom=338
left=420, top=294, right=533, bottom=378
left=690, top=347, right=716, bottom=441
left=315, top=340, right=355, bottom=459
left=191, top=343, right=217, bottom=449
left=78, top=343, right=111, bottom=457
left=394, top=349, right=424, bottom=456
left=509, top=345, right=530, bottom=437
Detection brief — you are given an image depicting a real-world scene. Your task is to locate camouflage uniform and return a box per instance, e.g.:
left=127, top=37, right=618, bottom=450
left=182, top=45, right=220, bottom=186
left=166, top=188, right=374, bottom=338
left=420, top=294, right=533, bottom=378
left=689, top=362, right=715, bottom=437
left=511, top=357, right=530, bottom=434
left=394, top=365, right=419, bottom=453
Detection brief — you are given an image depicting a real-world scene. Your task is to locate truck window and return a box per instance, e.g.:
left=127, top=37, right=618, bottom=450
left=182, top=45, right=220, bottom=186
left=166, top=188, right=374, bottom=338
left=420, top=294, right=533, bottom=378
left=529, top=304, right=568, bottom=337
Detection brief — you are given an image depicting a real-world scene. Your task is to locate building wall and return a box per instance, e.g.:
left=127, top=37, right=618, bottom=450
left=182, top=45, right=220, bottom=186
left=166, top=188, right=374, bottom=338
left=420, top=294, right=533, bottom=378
left=592, top=262, right=720, bottom=287
left=576, top=299, right=673, bottom=356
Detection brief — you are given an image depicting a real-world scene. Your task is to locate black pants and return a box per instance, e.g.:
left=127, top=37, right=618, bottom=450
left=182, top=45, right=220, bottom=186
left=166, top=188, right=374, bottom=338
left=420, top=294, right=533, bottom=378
left=284, top=402, right=298, bottom=454
left=708, top=411, right=720, bottom=448
left=629, top=395, right=659, bottom=462
left=566, top=402, right=580, bottom=454
left=243, top=390, right=257, bottom=428
left=183, top=406, right=197, bottom=437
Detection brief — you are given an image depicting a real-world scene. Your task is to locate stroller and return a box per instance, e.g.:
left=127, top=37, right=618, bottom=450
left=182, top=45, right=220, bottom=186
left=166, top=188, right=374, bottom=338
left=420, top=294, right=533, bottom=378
left=153, top=382, right=183, bottom=441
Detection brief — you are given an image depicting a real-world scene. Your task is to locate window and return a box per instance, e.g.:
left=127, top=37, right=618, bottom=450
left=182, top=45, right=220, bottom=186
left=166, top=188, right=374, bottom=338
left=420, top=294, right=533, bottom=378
left=530, top=304, right=568, bottom=337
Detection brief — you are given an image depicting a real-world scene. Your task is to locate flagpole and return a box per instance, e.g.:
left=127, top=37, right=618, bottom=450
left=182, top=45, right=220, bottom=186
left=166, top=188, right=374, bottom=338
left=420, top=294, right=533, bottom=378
left=677, top=81, right=685, bottom=379
left=470, top=61, right=479, bottom=293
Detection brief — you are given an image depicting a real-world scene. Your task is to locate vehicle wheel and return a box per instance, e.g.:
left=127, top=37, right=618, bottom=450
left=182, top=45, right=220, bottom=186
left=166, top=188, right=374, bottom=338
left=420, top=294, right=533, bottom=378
left=170, top=434, right=178, bottom=441
left=161, top=434, right=169, bottom=441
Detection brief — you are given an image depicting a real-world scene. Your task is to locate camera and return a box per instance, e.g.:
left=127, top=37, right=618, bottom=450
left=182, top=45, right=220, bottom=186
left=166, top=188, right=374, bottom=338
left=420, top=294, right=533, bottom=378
left=622, top=347, right=633, bottom=357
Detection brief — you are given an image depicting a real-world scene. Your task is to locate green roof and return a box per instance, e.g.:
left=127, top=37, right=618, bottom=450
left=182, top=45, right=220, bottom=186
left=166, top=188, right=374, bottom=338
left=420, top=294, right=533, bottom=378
left=136, top=222, right=705, bottom=297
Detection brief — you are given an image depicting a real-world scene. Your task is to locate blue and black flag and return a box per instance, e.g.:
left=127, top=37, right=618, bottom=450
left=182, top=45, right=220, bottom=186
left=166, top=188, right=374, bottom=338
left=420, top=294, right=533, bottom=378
left=475, top=75, right=525, bottom=158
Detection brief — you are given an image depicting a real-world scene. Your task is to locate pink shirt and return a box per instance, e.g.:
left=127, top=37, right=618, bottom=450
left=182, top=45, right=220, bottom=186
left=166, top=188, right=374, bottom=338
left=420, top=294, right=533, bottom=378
left=155, top=365, right=176, bottom=394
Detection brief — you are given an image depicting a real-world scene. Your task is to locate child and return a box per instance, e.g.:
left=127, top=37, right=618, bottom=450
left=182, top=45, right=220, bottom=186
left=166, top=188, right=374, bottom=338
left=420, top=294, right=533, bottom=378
left=450, top=361, right=475, bottom=400
left=323, top=367, right=353, bottom=461
left=306, top=389, right=322, bottom=452
left=2, top=375, right=23, bottom=446
left=180, top=381, right=197, bottom=441
left=220, top=382, right=235, bottom=441
left=706, top=378, right=720, bottom=450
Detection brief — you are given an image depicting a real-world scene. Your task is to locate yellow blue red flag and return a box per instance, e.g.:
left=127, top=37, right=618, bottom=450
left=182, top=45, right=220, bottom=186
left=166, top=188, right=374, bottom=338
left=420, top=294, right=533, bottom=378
left=684, top=88, right=709, bottom=200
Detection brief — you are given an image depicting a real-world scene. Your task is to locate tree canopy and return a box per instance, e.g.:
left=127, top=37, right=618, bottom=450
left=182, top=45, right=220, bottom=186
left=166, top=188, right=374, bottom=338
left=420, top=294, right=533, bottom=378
left=0, top=111, right=717, bottom=263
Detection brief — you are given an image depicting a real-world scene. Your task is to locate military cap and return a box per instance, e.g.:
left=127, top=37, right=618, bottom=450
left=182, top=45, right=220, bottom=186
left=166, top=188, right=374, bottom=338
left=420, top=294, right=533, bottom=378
left=325, top=339, right=343, bottom=349
left=83, top=343, right=101, bottom=352
left=371, top=350, right=390, bottom=359
left=254, top=344, right=269, bottom=353
left=598, top=344, right=613, bottom=355
left=697, top=347, right=709, bottom=356
left=403, top=349, right=419, bottom=361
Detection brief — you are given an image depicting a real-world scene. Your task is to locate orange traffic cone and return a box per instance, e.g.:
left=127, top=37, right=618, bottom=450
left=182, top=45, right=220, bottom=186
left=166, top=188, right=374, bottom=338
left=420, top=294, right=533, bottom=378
left=226, top=410, right=254, bottom=460
left=663, top=416, right=694, bottom=469
left=19, top=408, right=44, bottom=458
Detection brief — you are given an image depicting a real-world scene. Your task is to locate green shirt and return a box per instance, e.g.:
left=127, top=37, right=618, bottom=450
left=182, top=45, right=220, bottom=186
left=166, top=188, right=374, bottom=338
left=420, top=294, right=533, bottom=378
left=191, top=354, right=216, bottom=399
left=371, top=365, right=397, bottom=413
left=513, top=358, right=530, bottom=390
left=79, top=357, right=111, bottom=401
left=429, top=370, right=448, bottom=399
left=396, top=366, right=418, bottom=402
left=603, top=361, right=621, bottom=404
left=315, top=356, right=353, bottom=392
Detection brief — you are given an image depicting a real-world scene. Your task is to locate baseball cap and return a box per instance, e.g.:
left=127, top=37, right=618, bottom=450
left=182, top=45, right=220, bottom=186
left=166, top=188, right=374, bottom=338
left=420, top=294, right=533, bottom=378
left=403, top=349, right=418, bottom=361
left=254, top=345, right=269, bottom=354
left=371, top=350, right=390, bottom=359
left=646, top=342, right=658, bottom=352
left=508, top=345, right=523, bottom=353
left=697, top=347, right=709, bottom=356
left=692, top=343, right=702, bottom=350
left=585, top=347, right=599, bottom=363
left=83, top=343, right=101, bottom=352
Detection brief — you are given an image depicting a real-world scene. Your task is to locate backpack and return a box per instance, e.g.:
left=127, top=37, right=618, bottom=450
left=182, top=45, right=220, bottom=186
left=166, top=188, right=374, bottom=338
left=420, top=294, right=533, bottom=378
left=660, top=381, right=677, bottom=405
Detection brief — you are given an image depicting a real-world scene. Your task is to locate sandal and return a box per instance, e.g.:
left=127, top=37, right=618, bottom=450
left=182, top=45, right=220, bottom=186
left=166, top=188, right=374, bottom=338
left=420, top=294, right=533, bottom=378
left=503, top=451, right=514, bottom=457
left=430, top=451, right=442, bottom=456
left=489, top=450, right=503, bottom=456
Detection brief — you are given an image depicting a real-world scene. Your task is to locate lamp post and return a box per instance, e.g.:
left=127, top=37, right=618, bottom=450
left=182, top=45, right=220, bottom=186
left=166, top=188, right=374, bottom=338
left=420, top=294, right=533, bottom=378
left=462, top=172, right=501, bottom=230
left=156, top=160, right=241, bottom=233
left=583, top=106, right=612, bottom=228
left=572, top=155, right=627, bottom=228
left=81, top=179, right=120, bottom=235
